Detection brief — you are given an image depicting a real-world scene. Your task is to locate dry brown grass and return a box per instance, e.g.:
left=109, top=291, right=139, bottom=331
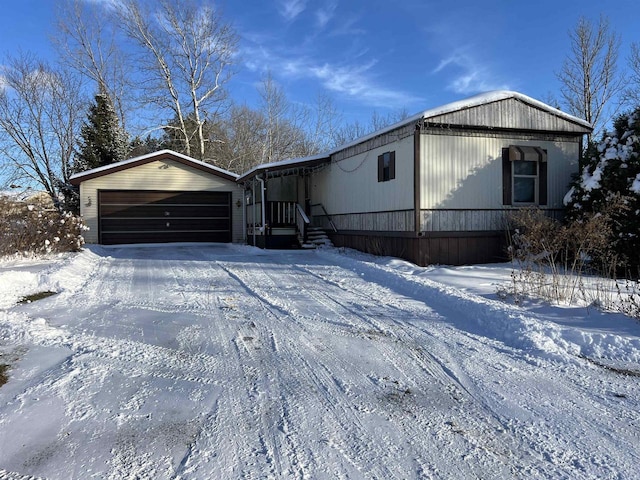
left=505, top=205, right=631, bottom=311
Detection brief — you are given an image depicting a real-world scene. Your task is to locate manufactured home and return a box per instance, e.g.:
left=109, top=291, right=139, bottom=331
left=72, top=91, right=591, bottom=266
left=238, top=91, right=591, bottom=265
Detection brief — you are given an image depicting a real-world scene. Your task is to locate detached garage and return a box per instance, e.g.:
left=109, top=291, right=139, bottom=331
left=70, top=150, right=244, bottom=245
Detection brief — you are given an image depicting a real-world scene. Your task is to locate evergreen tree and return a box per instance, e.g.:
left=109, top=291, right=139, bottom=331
left=564, top=107, right=640, bottom=272
left=128, top=135, right=164, bottom=158
left=160, top=113, right=219, bottom=161
left=77, top=86, right=128, bottom=171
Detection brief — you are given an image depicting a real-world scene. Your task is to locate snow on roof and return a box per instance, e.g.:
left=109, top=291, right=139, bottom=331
left=69, top=149, right=239, bottom=182
left=421, top=90, right=592, bottom=127
left=239, top=91, right=592, bottom=180
left=334, top=90, right=591, bottom=153
left=70, top=92, right=592, bottom=185
left=237, top=152, right=330, bottom=182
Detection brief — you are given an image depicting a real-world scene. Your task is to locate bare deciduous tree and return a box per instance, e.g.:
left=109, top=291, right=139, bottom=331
left=557, top=15, right=626, bottom=142
left=208, top=77, right=341, bottom=173
left=55, top=0, right=131, bottom=129
left=330, top=108, right=410, bottom=147
left=259, top=73, right=311, bottom=164
left=0, top=54, right=85, bottom=205
left=116, top=0, right=237, bottom=160
left=209, top=104, right=266, bottom=173
left=306, top=92, right=340, bottom=154
left=627, top=42, right=640, bottom=108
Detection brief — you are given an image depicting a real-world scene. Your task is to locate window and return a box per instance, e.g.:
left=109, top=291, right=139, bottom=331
left=513, top=159, right=538, bottom=204
left=502, top=146, right=547, bottom=206
left=378, top=151, right=395, bottom=182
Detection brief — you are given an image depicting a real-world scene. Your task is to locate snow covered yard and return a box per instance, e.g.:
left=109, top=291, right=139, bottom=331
left=0, top=244, right=639, bottom=479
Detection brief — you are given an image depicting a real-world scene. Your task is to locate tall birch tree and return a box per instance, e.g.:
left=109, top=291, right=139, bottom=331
left=115, top=0, right=237, bottom=161
left=56, top=0, right=131, bottom=129
left=627, top=42, right=640, bottom=108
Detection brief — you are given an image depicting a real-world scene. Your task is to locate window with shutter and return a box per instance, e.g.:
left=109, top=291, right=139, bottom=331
left=502, top=146, right=547, bottom=206
left=377, top=151, right=396, bottom=182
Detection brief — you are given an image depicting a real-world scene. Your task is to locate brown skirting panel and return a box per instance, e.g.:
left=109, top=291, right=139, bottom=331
left=328, top=230, right=509, bottom=266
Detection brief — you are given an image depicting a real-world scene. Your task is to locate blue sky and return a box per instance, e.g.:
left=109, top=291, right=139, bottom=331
left=1, top=0, right=639, bottom=125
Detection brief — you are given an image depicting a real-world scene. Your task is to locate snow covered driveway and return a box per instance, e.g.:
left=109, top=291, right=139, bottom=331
left=1, top=245, right=639, bottom=479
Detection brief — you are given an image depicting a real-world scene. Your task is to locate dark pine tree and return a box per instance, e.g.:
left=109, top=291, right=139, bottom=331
left=76, top=86, right=128, bottom=172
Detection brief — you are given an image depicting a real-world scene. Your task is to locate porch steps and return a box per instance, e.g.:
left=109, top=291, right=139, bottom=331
left=299, top=226, right=333, bottom=249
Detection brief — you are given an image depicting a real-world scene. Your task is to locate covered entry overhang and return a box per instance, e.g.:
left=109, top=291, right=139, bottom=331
left=237, top=154, right=330, bottom=248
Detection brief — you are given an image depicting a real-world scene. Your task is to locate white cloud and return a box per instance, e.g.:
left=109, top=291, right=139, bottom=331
left=0, top=64, right=6, bottom=92
left=278, top=0, right=307, bottom=21
left=240, top=45, right=419, bottom=108
left=433, top=51, right=509, bottom=95
left=241, top=44, right=276, bottom=73
left=315, top=2, right=337, bottom=29
left=80, top=0, right=123, bottom=10
left=328, top=16, right=366, bottom=37
left=433, top=56, right=458, bottom=74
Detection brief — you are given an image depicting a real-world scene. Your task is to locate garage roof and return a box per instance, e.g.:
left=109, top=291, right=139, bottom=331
left=69, top=150, right=239, bottom=186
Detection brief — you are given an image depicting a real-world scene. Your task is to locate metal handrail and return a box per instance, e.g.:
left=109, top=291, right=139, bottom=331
left=296, top=203, right=309, bottom=243
left=296, top=203, right=310, bottom=224
left=311, top=203, right=337, bottom=233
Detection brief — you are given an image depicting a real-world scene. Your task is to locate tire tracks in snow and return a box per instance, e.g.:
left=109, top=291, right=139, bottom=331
left=295, top=255, right=640, bottom=479
left=214, top=259, right=516, bottom=478
left=214, top=260, right=423, bottom=479
left=6, top=247, right=637, bottom=479
left=5, top=251, right=230, bottom=479
left=224, top=256, right=559, bottom=478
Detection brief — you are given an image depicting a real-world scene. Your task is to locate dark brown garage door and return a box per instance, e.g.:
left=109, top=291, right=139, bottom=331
left=98, top=190, right=232, bottom=244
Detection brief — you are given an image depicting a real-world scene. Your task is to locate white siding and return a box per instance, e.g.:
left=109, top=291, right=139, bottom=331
left=313, top=135, right=414, bottom=216
left=420, top=133, right=580, bottom=210
left=79, top=159, right=243, bottom=243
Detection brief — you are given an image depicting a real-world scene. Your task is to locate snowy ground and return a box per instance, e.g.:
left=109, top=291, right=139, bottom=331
left=0, top=244, right=639, bottom=479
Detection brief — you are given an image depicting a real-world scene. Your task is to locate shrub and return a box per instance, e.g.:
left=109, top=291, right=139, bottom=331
left=505, top=206, right=640, bottom=317
left=564, top=107, right=640, bottom=274
left=0, top=195, right=87, bottom=257
left=507, top=207, right=615, bottom=304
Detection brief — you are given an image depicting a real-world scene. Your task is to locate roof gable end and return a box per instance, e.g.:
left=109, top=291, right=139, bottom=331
left=70, top=150, right=238, bottom=185
left=322, top=91, right=591, bottom=156
left=423, top=92, right=592, bottom=133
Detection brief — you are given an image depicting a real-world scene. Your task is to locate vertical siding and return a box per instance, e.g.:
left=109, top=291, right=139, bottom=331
left=329, top=232, right=508, bottom=266
left=427, top=98, right=588, bottom=133
left=420, top=133, right=580, bottom=210
left=313, top=135, right=414, bottom=216
left=420, top=209, right=545, bottom=232
left=418, top=133, right=580, bottom=232
left=79, top=159, right=243, bottom=244
left=315, top=210, right=413, bottom=232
